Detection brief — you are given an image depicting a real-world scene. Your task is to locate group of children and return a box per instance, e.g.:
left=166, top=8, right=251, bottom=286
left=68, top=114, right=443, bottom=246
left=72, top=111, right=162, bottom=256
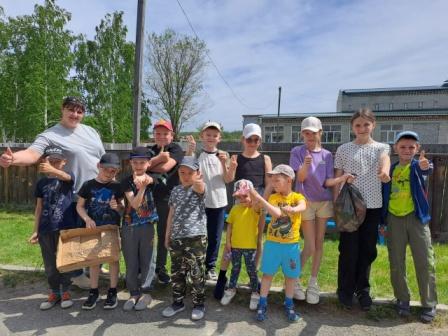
left=30, top=109, right=438, bottom=323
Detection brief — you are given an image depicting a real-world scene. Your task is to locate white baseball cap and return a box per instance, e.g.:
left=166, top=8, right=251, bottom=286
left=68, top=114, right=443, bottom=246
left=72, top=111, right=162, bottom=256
left=301, top=117, right=322, bottom=132
left=201, top=121, right=222, bottom=132
left=243, top=123, right=262, bottom=139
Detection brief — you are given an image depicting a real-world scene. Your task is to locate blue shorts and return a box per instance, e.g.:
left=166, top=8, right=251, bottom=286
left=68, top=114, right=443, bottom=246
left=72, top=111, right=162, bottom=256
left=261, top=241, right=301, bottom=279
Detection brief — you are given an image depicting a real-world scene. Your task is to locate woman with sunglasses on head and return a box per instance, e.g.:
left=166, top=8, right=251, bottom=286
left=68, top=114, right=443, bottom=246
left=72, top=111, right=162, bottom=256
left=214, top=123, right=272, bottom=300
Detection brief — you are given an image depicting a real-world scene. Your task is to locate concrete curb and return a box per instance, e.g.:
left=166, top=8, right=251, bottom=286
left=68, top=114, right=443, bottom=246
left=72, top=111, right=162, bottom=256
left=2, top=264, right=447, bottom=312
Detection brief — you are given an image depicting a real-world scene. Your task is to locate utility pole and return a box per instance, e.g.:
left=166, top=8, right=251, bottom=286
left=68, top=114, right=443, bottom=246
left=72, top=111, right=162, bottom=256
left=276, top=86, right=282, bottom=142
left=132, top=0, right=146, bottom=147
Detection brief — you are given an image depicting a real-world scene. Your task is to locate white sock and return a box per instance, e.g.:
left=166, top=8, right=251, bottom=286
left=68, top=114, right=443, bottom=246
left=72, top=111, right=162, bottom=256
left=309, top=276, right=318, bottom=286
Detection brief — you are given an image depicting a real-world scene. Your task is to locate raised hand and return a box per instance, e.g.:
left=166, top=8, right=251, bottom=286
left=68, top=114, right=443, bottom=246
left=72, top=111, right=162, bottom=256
left=158, top=146, right=170, bottom=162
left=304, top=150, right=312, bottom=166
left=186, top=135, right=196, bottom=154
left=217, top=150, right=227, bottom=165
left=418, top=150, right=430, bottom=170
left=0, top=147, right=14, bottom=168
left=38, top=157, right=55, bottom=174
left=229, top=155, right=238, bottom=170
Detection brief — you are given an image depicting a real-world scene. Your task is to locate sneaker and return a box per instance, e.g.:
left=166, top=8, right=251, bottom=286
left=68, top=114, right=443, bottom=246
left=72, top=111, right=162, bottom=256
left=191, top=304, right=205, bottom=321
left=206, top=269, right=218, bottom=281
left=60, top=291, right=74, bottom=309
left=293, top=283, right=306, bottom=301
left=103, top=290, right=118, bottom=310
left=82, top=290, right=100, bottom=310
left=396, top=300, right=411, bottom=317
left=306, top=283, right=320, bottom=304
left=420, top=307, right=436, bottom=324
left=220, top=288, right=236, bottom=306
left=40, top=292, right=60, bottom=310
left=71, top=273, right=90, bottom=290
left=256, top=304, right=267, bottom=322
left=284, top=305, right=301, bottom=322
left=135, top=294, right=152, bottom=311
left=157, top=270, right=171, bottom=285
left=249, top=292, right=260, bottom=311
left=123, top=297, right=138, bottom=311
left=357, top=291, right=373, bottom=311
left=162, top=301, right=186, bottom=317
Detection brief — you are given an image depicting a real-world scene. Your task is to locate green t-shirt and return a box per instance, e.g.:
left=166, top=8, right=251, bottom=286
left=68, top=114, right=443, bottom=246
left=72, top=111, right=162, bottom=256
left=389, top=164, right=414, bottom=216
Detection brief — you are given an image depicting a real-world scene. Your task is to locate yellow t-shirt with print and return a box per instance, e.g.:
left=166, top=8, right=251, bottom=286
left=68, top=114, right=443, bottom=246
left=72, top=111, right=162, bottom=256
left=389, top=164, right=414, bottom=216
left=226, top=204, right=259, bottom=249
left=267, top=192, right=306, bottom=243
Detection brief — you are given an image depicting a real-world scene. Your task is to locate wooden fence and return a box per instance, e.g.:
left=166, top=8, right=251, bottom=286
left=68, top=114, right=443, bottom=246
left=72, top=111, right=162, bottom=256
left=1, top=143, right=448, bottom=242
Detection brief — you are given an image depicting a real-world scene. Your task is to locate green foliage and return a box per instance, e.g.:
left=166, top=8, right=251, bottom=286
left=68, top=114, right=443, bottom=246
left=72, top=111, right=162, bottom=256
left=146, top=29, right=208, bottom=137
left=0, top=0, right=75, bottom=142
left=0, top=3, right=149, bottom=143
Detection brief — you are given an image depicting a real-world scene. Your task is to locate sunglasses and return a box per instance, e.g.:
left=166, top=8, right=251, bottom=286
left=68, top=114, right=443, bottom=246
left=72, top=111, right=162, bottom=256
left=245, top=137, right=260, bottom=144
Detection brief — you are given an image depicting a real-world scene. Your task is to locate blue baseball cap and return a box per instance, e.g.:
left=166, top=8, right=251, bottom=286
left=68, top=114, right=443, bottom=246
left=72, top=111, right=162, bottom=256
left=179, top=156, right=199, bottom=170
left=394, top=131, right=419, bottom=144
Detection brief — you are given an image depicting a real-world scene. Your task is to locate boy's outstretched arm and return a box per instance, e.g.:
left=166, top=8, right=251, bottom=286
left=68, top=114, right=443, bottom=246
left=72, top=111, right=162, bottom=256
left=249, top=188, right=282, bottom=218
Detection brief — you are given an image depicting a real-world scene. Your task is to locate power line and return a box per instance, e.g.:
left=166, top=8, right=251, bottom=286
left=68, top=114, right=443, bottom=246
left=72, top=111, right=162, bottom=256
left=175, top=0, right=275, bottom=111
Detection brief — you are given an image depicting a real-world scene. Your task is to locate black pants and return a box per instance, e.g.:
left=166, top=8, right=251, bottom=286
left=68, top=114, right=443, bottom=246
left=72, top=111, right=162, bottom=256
left=155, top=198, right=169, bottom=274
left=205, top=207, right=226, bottom=271
left=337, top=208, right=381, bottom=298
left=39, top=231, right=72, bottom=293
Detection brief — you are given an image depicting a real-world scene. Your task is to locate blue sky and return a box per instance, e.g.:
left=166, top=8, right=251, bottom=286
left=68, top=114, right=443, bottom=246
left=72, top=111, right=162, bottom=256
left=2, top=0, right=448, bottom=131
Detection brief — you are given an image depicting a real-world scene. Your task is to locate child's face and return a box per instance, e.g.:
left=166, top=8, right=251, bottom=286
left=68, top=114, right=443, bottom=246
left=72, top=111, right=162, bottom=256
left=394, top=138, right=419, bottom=163
left=271, top=174, right=292, bottom=194
left=130, top=158, right=151, bottom=175
left=236, top=193, right=252, bottom=206
left=154, top=126, right=174, bottom=148
left=178, top=165, right=198, bottom=186
left=242, top=135, right=261, bottom=151
left=351, top=117, right=375, bottom=140
left=301, top=130, right=321, bottom=147
left=97, top=164, right=119, bottom=182
left=200, top=128, right=221, bottom=149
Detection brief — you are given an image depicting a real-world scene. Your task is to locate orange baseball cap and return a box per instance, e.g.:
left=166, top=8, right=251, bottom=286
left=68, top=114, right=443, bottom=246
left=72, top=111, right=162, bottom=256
left=153, top=119, right=173, bottom=131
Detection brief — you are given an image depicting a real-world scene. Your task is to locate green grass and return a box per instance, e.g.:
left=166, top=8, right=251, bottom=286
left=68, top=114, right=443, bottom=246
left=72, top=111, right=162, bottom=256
left=1, top=209, right=447, bottom=303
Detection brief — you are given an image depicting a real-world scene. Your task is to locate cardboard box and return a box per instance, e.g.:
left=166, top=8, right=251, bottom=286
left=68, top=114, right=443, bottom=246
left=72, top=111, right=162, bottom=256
left=56, top=225, right=120, bottom=273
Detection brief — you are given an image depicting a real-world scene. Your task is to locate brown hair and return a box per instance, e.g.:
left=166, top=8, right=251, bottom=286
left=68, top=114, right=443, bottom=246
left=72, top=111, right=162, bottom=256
left=350, top=108, right=376, bottom=125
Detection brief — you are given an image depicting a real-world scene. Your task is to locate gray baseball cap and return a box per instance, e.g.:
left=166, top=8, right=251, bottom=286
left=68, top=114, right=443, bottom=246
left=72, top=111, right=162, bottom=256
left=180, top=156, right=199, bottom=170
left=267, top=164, right=295, bottom=179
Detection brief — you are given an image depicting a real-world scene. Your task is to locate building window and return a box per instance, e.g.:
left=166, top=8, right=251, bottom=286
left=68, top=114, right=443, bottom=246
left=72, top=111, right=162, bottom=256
left=264, top=126, right=284, bottom=143
left=291, top=126, right=301, bottom=143
left=389, top=103, right=394, bottom=110
left=418, top=101, right=424, bottom=109
left=403, top=103, right=408, bottom=110
left=348, top=104, right=352, bottom=111
left=434, top=100, right=438, bottom=108
left=361, top=103, right=366, bottom=108
left=374, top=103, right=379, bottom=111
left=322, top=125, right=341, bottom=143
left=380, top=124, right=403, bottom=143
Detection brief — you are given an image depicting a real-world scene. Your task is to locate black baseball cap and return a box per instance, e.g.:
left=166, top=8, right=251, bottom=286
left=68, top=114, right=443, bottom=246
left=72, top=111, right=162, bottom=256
left=130, top=146, right=155, bottom=159
left=62, top=96, right=86, bottom=111
left=43, top=146, right=65, bottom=160
left=99, top=153, right=121, bottom=168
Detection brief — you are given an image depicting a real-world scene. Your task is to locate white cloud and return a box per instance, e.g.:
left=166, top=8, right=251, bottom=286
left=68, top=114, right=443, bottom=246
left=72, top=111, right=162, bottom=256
left=2, top=0, right=448, bottom=131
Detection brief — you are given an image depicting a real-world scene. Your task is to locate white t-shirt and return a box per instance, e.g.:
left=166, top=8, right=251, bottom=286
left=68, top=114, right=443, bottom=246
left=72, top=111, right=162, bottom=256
left=198, top=152, right=228, bottom=208
left=30, top=123, right=105, bottom=194
left=334, top=141, right=390, bottom=209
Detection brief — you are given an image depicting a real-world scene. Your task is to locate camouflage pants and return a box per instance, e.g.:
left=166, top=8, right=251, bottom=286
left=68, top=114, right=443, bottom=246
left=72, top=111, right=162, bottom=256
left=170, top=235, right=207, bottom=305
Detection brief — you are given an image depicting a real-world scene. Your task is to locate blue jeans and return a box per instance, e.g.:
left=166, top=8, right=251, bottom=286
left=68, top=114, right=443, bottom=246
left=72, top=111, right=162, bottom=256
left=205, top=207, right=226, bottom=271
